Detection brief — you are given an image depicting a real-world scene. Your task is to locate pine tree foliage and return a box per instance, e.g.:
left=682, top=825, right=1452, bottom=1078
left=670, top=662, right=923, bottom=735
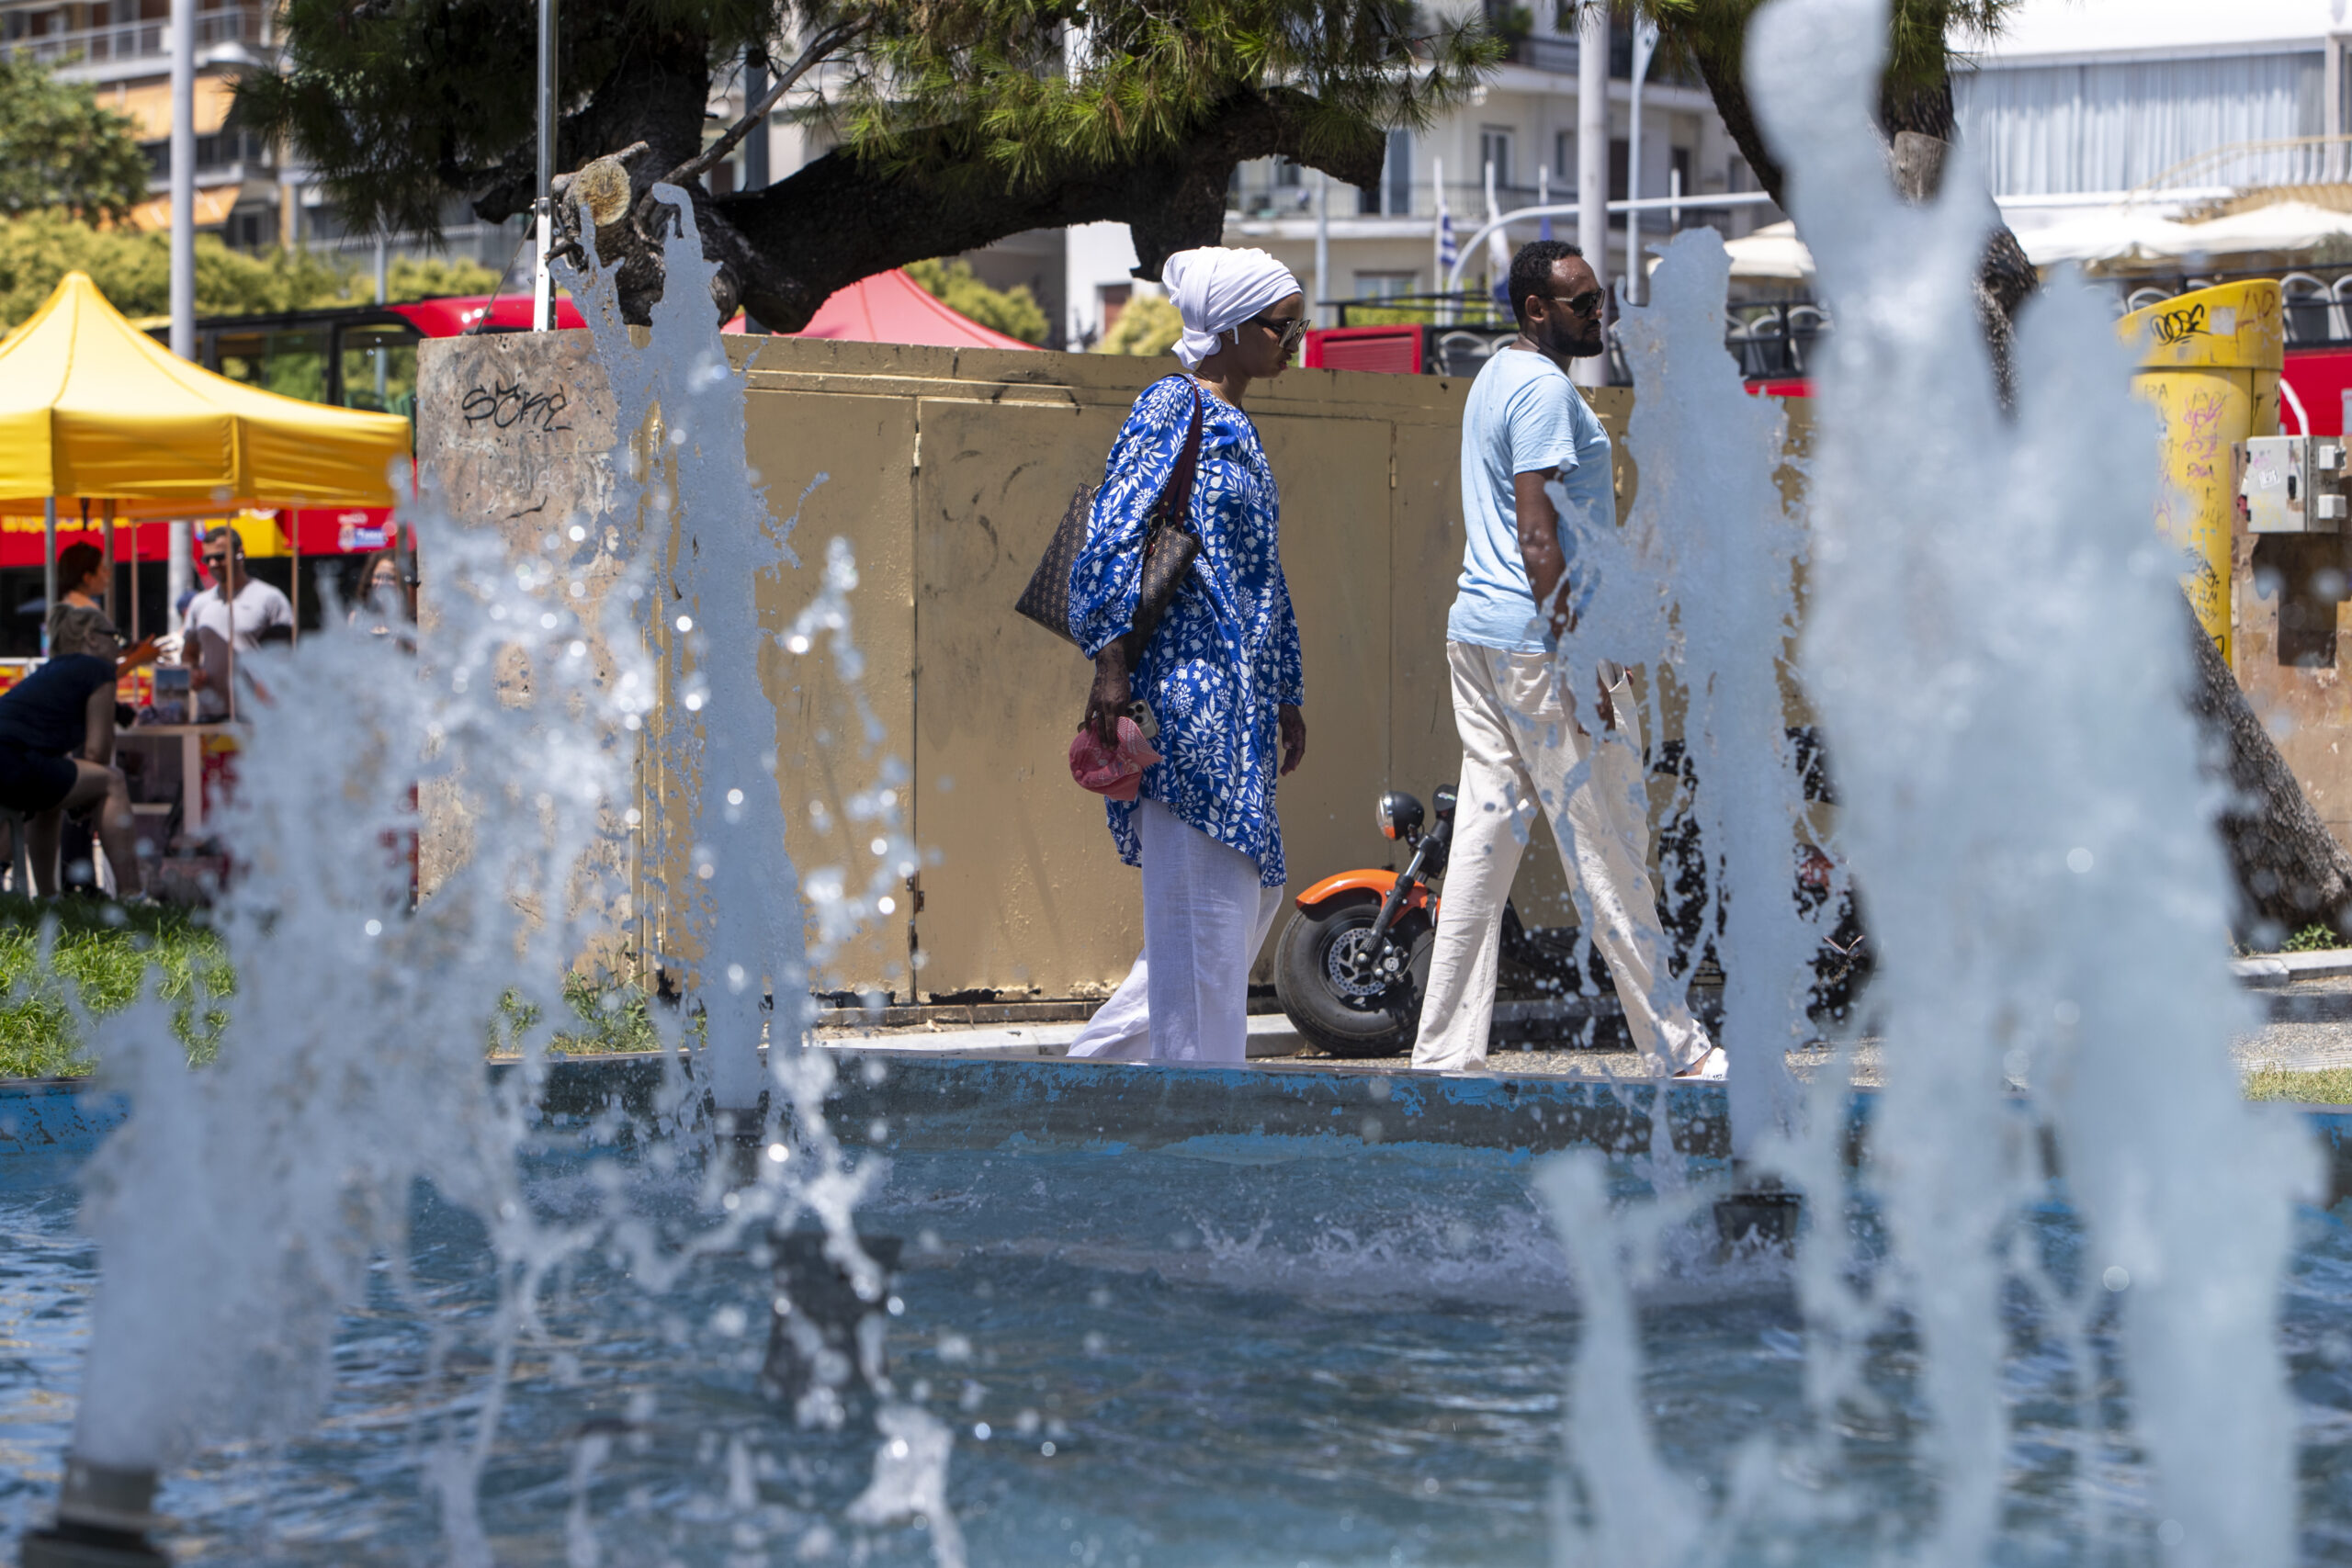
left=235, top=0, right=1497, bottom=328
left=0, top=57, right=153, bottom=226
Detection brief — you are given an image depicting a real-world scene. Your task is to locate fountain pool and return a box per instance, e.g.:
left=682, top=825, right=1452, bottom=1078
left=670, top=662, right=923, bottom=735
left=9, top=1065, right=2352, bottom=1565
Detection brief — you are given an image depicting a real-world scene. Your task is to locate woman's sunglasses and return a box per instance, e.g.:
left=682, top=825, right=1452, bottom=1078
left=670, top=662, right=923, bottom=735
left=1247, top=311, right=1309, bottom=351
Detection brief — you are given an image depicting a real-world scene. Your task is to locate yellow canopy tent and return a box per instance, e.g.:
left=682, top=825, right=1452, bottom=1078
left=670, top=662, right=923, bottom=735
left=0, top=270, right=413, bottom=649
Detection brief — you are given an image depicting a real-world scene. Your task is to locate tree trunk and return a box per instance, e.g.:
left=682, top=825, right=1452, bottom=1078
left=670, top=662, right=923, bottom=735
left=1678, top=24, right=2352, bottom=938
left=2185, top=607, right=2352, bottom=936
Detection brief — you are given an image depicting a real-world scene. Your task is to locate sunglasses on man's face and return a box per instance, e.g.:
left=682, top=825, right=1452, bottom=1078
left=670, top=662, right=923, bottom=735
left=1248, top=311, right=1308, bottom=351
left=1534, top=288, right=1607, bottom=318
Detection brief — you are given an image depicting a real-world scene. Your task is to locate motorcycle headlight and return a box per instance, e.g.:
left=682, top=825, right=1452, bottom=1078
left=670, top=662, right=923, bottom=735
left=1374, top=791, right=1424, bottom=843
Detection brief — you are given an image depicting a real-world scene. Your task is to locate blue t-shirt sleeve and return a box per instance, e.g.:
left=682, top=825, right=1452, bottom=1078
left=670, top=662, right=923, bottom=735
left=1504, top=376, right=1580, bottom=478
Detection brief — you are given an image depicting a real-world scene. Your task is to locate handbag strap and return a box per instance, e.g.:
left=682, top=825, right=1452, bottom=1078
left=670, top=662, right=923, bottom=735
left=1154, top=379, right=1206, bottom=535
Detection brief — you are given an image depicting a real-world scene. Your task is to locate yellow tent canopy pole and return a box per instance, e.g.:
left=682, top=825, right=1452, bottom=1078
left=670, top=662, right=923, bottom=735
left=2118, top=280, right=2284, bottom=667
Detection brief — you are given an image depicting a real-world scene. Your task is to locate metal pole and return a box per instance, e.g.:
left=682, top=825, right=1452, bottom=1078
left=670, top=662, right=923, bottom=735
left=102, top=502, right=115, bottom=624
left=742, top=48, right=769, bottom=191
left=1574, top=0, right=1609, bottom=389
left=1314, top=169, right=1330, bottom=330
left=41, top=500, right=56, bottom=658
left=168, top=0, right=195, bottom=360
left=533, top=0, right=558, bottom=331
left=1624, top=18, right=1657, bottom=307
left=130, top=522, right=141, bottom=644
left=167, top=522, right=191, bottom=636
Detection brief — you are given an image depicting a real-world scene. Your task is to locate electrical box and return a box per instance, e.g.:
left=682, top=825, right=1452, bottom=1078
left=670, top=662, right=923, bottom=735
left=2239, top=434, right=2349, bottom=534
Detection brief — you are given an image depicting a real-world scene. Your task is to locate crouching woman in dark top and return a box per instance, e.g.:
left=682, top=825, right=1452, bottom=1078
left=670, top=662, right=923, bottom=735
left=0, top=606, right=144, bottom=898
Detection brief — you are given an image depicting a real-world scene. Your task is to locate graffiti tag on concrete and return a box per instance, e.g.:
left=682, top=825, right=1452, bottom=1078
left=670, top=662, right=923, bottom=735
left=461, top=380, right=572, bottom=434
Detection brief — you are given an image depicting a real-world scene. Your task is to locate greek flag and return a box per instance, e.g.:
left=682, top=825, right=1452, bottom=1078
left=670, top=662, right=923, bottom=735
left=1434, top=154, right=1457, bottom=280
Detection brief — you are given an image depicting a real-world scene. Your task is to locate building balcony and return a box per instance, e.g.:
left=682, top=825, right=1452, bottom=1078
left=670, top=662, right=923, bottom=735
left=0, top=6, right=266, bottom=79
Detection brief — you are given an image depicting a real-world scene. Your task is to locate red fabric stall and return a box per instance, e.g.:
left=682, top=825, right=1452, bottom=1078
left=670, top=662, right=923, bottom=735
left=722, top=269, right=1038, bottom=350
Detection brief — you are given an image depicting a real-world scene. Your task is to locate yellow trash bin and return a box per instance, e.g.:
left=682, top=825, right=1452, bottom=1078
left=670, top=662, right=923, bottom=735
left=2117, top=280, right=2284, bottom=666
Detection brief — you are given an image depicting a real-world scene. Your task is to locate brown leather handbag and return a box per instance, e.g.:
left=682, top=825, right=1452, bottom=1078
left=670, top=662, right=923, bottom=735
left=1015, top=379, right=1205, bottom=649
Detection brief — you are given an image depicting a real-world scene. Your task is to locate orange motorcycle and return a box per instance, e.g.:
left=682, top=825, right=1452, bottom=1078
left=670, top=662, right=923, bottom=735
left=1273, top=785, right=1869, bottom=1058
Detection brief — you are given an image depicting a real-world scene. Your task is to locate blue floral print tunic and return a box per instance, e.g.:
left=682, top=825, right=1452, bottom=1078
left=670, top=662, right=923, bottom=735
left=1069, top=375, right=1303, bottom=887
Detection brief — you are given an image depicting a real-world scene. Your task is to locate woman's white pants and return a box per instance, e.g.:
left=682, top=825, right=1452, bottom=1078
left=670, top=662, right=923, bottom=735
left=1068, top=799, right=1284, bottom=1066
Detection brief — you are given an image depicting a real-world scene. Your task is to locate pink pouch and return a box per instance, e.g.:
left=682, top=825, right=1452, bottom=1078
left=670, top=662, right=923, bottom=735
left=1069, top=717, right=1162, bottom=801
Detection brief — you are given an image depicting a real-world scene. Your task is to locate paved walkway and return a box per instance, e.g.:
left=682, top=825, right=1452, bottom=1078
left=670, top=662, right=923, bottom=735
left=811, top=966, right=2352, bottom=1091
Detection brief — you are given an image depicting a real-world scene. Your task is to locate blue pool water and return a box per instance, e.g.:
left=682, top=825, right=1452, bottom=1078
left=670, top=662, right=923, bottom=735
left=6, top=1093, right=2352, bottom=1565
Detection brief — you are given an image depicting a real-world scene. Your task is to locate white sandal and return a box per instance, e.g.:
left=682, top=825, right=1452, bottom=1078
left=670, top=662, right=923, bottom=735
left=1671, top=1044, right=1728, bottom=1082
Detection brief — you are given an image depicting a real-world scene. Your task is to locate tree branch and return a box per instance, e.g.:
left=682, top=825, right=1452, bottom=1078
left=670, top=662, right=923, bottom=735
left=659, top=14, right=873, bottom=197
left=684, top=85, right=1380, bottom=330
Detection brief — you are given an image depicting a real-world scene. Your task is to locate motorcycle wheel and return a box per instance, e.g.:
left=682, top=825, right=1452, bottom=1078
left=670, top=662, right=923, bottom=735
left=1273, top=893, right=1434, bottom=1058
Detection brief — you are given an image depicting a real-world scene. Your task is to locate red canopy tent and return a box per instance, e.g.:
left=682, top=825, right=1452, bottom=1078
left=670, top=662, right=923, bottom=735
left=722, top=268, right=1038, bottom=350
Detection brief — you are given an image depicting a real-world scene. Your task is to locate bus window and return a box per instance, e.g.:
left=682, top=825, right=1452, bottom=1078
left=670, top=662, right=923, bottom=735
left=339, top=327, right=420, bottom=418
left=215, top=328, right=329, bottom=403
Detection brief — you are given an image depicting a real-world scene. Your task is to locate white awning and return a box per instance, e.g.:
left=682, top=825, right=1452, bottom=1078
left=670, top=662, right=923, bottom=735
left=1722, top=221, right=1815, bottom=281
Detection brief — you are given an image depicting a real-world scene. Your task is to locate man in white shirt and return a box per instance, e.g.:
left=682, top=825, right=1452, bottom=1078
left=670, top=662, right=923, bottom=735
left=181, top=530, right=292, bottom=721
left=1409, top=240, right=1720, bottom=1079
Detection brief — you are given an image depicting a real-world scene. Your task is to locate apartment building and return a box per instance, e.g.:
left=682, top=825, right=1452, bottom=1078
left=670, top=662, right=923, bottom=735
left=1198, top=13, right=1762, bottom=339
left=0, top=0, right=523, bottom=274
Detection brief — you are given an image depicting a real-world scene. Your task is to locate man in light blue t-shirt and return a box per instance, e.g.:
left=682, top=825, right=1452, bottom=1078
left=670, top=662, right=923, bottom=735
left=1410, top=241, right=1718, bottom=1079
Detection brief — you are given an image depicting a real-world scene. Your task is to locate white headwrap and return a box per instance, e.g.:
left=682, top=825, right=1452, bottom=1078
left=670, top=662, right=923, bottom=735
left=1162, top=247, right=1304, bottom=370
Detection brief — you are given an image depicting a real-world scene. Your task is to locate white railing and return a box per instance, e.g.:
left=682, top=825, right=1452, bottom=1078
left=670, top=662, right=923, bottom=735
left=2127, top=136, right=2352, bottom=200
left=1, top=6, right=257, bottom=68
left=1442, top=191, right=1783, bottom=292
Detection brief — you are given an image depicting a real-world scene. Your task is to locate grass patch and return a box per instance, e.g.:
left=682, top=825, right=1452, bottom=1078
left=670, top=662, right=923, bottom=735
left=0, top=895, right=232, bottom=1078
left=2245, top=1067, right=2352, bottom=1104
left=497, top=972, right=669, bottom=1057
left=0, top=898, right=663, bottom=1079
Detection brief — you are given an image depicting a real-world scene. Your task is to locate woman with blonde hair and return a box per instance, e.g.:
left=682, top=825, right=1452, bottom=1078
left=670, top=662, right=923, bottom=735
left=1066, top=247, right=1310, bottom=1065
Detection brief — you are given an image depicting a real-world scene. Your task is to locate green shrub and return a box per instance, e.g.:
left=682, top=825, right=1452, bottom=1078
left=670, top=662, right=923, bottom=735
left=2281, top=922, right=2344, bottom=953
left=1100, top=293, right=1181, bottom=356
left=904, top=256, right=1050, bottom=344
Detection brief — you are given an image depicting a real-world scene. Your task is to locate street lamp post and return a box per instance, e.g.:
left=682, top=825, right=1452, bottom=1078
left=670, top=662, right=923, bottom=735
left=1573, top=0, right=1609, bottom=389
left=533, top=0, right=559, bottom=331
left=1624, top=17, right=1658, bottom=308
left=166, top=0, right=196, bottom=632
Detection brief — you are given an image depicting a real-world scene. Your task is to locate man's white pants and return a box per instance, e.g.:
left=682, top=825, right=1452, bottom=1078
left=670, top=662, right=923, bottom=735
left=1069, top=799, right=1285, bottom=1065
left=1410, top=640, right=1711, bottom=1074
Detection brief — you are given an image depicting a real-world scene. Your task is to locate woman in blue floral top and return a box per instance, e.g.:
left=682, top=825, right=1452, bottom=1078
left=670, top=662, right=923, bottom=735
left=1066, top=247, right=1309, bottom=1066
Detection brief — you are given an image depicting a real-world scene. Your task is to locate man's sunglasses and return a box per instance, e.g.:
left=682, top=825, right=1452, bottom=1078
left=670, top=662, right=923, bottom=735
left=1533, top=288, right=1606, bottom=317
left=1247, top=311, right=1308, bottom=350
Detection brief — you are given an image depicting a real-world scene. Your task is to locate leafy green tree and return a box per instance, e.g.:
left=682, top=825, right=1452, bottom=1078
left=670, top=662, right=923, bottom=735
left=1098, top=292, right=1180, bottom=355
left=0, top=57, right=153, bottom=226
left=236, top=0, right=1498, bottom=328
left=0, top=213, right=354, bottom=331
left=904, top=256, right=1049, bottom=343
left=385, top=254, right=504, bottom=301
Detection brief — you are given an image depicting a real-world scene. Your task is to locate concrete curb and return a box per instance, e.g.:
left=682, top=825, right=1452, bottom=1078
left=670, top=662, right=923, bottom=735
left=2234, top=949, right=2352, bottom=983
left=7, top=1053, right=2351, bottom=1206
